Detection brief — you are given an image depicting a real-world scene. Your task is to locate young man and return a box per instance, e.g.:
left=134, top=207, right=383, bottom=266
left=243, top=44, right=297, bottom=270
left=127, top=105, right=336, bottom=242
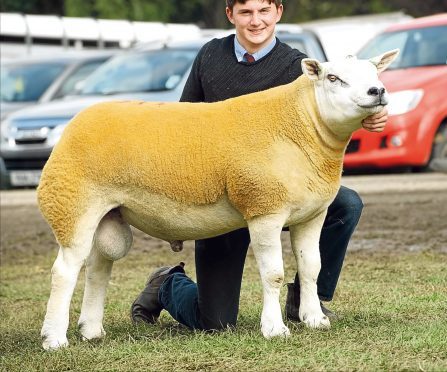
left=131, top=0, right=388, bottom=330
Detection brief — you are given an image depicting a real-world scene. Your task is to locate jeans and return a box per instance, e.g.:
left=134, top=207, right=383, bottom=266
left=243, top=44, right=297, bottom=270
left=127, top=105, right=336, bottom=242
left=159, top=186, right=363, bottom=330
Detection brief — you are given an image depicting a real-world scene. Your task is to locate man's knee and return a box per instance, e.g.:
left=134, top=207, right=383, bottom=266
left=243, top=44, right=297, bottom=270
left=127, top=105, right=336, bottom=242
left=334, top=186, right=363, bottom=214
left=327, top=186, right=363, bottom=226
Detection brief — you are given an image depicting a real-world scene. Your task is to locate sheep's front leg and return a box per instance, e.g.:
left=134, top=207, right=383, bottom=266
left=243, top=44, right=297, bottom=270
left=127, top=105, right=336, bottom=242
left=248, top=214, right=289, bottom=339
left=289, top=211, right=330, bottom=329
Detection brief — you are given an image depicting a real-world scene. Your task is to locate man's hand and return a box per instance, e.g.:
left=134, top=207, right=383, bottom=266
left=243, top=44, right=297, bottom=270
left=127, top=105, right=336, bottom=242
left=362, top=108, right=388, bottom=132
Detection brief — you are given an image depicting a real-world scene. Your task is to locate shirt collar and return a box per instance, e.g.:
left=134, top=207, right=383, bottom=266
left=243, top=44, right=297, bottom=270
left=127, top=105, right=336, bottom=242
left=233, top=35, right=277, bottom=62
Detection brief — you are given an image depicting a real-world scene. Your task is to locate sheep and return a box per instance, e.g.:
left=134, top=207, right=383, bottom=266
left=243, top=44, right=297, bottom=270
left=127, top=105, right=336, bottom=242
left=38, top=49, right=399, bottom=350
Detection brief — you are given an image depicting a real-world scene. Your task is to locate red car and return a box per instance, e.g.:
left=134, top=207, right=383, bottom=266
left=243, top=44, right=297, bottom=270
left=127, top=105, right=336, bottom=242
left=344, top=14, right=447, bottom=171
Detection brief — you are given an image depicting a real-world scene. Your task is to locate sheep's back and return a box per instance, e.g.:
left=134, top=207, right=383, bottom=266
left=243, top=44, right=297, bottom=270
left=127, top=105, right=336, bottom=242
left=44, top=100, right=248, bottom=206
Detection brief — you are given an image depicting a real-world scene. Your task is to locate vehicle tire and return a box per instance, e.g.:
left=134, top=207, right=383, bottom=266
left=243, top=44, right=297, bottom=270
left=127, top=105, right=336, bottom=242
left=428, top=121, right=447, bottom=172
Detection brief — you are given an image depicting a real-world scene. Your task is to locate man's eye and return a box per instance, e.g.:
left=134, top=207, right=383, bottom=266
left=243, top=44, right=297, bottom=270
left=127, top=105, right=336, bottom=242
left=327, top=74, right=338, bottom=82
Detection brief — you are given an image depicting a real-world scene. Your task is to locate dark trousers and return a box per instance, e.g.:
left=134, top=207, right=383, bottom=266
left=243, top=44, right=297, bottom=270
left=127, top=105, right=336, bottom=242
left=159, top=186, right=363, bottom=330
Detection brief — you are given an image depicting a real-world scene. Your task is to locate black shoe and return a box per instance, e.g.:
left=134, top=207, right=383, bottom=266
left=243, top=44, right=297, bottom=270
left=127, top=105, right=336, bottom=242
left=321, top=303, right=337, bottom=319
left=131, top=262, right=185, bottom=324
left=285, top=283, right=301, bottom=322
left=285, top=282, right=337, bottom=322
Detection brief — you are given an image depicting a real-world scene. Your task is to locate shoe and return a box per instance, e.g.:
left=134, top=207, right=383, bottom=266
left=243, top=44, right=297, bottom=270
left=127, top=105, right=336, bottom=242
left=285, top=282, right=338, bottom=322
left=321, top=303, right=337, bottom=319
left=131, top=262, right=185, bottom=324
left=285, top=283, right=301, bottom=321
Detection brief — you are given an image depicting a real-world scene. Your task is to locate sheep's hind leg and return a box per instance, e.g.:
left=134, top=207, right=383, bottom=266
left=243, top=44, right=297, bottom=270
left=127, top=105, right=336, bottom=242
left=41, top=242, right=93, bottom=350
left=248, top=213, right=290, bottom=339
left=78, top=209, right=132, bottom=342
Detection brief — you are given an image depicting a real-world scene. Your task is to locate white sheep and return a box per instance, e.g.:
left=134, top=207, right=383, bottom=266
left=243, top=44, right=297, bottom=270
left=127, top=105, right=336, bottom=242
left=38, top=49, right=399, bottom=350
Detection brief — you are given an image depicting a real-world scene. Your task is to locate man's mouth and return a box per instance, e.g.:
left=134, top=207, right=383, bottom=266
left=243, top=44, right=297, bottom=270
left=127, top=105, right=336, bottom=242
left=248, top=28, right=265, bottom=35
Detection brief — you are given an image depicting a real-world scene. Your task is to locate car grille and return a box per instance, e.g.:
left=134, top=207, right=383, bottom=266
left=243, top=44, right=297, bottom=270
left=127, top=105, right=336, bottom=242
left=346, top=139, right=360, bottom=154
left=4, top=158, right=48, bottom=171
left=15, top=139, right=47, bottom=145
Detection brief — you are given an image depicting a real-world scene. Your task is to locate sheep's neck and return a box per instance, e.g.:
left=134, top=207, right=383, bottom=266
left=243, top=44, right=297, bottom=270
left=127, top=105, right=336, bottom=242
left=278, top=77, right=349, bottom=183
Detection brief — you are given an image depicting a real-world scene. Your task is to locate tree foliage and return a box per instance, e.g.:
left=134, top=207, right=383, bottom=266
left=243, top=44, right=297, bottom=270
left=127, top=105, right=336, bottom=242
left=1, top=0, right=64, bottom=14
left=1, top=0, right=446, bottom=27
left=281, top=0, right=447, bottom=22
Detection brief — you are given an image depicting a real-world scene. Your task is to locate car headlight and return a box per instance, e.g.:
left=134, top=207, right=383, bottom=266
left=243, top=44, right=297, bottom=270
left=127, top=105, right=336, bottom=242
left=0, top=120, right=12, bottom=143
left=47, top=123, right=69, bottom=146
left=387, top=89, right=424, bottom=116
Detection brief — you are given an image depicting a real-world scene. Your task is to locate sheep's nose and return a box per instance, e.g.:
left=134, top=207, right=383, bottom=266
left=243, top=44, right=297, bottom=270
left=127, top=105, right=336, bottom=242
left=367, top=87, right=385, bottom=96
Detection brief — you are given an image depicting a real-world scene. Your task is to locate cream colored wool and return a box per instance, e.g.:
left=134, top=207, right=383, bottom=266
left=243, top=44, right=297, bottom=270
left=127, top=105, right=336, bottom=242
left=38, top=76, right=346, bottom=247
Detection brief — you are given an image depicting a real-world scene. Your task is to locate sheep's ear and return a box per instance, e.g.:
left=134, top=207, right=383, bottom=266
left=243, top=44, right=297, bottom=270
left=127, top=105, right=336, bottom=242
left=301, top=58, right=324, bottom=81
left=369, top=49, right=399, bottom=73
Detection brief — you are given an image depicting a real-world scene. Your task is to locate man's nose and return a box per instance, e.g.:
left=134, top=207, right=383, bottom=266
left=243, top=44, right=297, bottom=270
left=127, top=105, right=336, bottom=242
left=250, top=12, right=261, bottom=25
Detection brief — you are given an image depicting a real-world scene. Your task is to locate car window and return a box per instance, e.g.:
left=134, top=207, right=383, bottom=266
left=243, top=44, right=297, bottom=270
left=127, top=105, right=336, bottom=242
left=54, top=59, right=108, bottom=99
left=358, top=25, right=447, bottom=69
left=0, top=62, right=67, bottom=102
left=283, top=40, right=306, bottom=53
left=277, top=34, right=327, bottom=61
left=81, top=49, right=197, bottom=95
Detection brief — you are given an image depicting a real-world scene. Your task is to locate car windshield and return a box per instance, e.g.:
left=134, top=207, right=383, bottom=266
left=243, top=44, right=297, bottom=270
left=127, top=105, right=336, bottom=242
left=358, top=25, right=447, bottom=69
left=81, top=49, right=198, bottom=95
left=0, top=62, right=67, bottom=102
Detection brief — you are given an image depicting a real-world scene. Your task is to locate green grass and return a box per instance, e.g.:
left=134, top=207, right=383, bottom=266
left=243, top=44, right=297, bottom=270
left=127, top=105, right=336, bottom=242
left=1, top=245, right=446, bottom=371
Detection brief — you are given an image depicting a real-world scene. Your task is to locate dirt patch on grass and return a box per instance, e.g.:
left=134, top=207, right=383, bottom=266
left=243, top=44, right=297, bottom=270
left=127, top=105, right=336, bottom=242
left=1, top=190, right=446, bottom=264
left=351, top=191, right=447, bottom=253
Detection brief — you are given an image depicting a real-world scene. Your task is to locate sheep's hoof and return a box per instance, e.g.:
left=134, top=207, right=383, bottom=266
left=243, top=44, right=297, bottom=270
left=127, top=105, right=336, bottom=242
left=42, top=334, right=69, bottom=350
left=79, top=322, right=106, bottom=341
left=300, top=312, right=331, bottom=329
left=169, top=240, right=184, bottom=252
left=261, top=320, right=290, bottom=339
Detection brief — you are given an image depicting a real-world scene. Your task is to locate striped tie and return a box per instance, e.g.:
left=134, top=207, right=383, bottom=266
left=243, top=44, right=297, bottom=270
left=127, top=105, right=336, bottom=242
left=244, top=53, right=255, bottom=63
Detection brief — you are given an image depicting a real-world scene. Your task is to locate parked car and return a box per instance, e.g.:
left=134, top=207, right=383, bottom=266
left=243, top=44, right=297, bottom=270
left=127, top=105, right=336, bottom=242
left=0, top=52, right=114, bottom=120
left=0, top=30, right=327, bottom=189
left=344, top=14, right=447, bottom=171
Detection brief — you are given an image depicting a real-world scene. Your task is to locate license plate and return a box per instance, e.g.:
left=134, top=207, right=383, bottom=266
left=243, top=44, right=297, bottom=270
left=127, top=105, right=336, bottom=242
left=10, top=170, right=42, bottom=186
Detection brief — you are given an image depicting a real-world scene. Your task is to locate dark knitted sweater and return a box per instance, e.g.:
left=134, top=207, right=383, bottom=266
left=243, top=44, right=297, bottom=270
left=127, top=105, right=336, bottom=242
left=180, top=34, right=307, bottom=103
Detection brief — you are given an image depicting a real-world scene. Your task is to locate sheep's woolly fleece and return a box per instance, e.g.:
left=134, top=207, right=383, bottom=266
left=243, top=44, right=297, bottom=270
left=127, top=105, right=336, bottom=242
left=38, top=76, right=345, bottom=247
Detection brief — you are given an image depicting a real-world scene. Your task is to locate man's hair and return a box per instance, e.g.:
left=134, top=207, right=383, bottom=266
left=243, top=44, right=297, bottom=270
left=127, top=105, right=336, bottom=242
left=226, top=0, right=282, bottom=10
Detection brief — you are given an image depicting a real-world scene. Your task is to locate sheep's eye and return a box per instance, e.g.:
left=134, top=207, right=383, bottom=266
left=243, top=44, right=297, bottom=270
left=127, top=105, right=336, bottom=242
left=327, top=74, right=338, bottom=82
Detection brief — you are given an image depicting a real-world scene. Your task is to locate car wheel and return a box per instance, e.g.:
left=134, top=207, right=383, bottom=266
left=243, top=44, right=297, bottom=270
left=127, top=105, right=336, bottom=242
left=428, top=121, right=447, bottom=172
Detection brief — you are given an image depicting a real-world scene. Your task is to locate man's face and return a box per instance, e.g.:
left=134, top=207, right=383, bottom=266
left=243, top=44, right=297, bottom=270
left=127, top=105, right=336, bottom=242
left=226, top=0, right=283, bottom=54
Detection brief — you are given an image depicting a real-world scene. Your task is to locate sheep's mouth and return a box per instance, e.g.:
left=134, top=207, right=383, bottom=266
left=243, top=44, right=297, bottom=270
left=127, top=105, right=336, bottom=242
left=357, top=97, right=388, bottom=109
left=358, top=103, right=386, bottom=109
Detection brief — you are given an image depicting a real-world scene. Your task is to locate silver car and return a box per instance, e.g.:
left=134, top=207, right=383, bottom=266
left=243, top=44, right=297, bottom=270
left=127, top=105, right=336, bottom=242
left=0, top=30, right=327, bottom=189
left=0, top=52, right=114, bottom=120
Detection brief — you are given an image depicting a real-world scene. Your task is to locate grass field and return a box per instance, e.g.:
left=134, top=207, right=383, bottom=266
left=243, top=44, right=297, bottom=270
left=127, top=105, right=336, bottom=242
left=1, top=237, right=446, bottom=371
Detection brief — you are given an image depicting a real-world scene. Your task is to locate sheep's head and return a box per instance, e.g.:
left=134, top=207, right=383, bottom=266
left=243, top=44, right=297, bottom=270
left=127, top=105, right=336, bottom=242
left=301, top=49, right=399, bottom=138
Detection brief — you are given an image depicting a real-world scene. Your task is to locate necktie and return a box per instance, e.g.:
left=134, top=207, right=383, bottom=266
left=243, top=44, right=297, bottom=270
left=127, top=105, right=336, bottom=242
left=244, top=53, right=255, bottom=63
